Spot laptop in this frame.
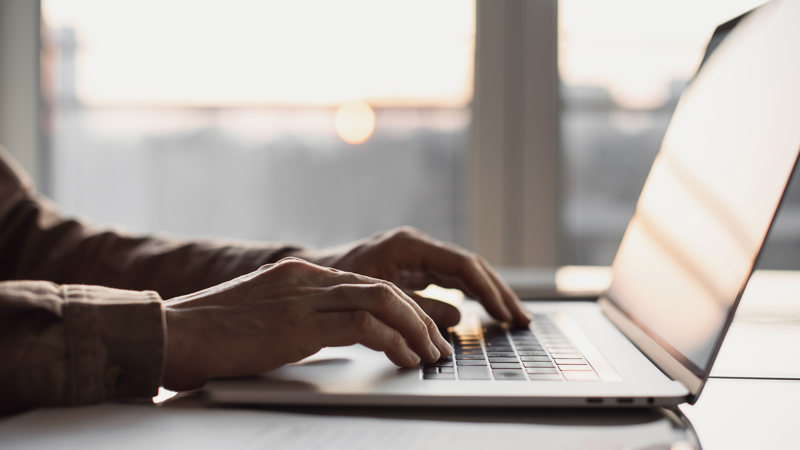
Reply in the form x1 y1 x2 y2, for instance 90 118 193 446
205 0 800 408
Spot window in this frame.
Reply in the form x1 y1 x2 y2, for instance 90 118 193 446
558 0 780 266
31 0 797 269
41 0 475 248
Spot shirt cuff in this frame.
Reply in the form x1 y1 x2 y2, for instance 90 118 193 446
63 285 164 404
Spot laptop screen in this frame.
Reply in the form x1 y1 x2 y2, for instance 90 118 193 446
604 0 800 378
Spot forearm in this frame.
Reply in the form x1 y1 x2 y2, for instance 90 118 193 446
1 146 303 297
0 280 164 413
9 209 305 299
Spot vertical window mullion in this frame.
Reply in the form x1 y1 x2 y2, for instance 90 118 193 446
470 0 559 267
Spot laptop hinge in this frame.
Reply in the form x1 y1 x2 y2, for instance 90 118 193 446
598 296 704 399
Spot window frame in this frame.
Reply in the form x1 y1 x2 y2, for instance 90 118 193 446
470 0 560 267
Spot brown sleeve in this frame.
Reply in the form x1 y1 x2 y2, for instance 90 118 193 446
0 280 164 413
0 145 303 299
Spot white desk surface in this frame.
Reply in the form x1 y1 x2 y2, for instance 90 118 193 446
0 402 697 450
2 268 798 450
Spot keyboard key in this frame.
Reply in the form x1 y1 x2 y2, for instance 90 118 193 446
492 369 526 380
519 355 551 362
455 350 484 356
423 372 456 380
439 366 455 373
512 340 541 346
517 351 548 356
457 360 488 366
490 362 522 369
525 367 559 374
523 361 556 368
511 330 536 336
509 328 534 335
458 367 491 380
487 357 518 363
510 332 535 337
456 354 485 360
433 360 454 367
455 332 479 338
514 345 545 351
484 345 514 352
554 358 586 365
486 352 517 358
550 353 583 360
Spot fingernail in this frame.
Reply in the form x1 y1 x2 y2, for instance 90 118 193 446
407 348 422 366
440 340 453 358
437 335 452 356
429 342 441 361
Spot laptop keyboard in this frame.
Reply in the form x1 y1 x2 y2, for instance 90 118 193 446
422 314 599 381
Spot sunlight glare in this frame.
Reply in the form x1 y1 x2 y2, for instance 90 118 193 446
334 100 376 145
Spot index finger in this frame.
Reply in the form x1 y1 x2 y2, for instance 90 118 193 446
402 239 530 324
477 258 531 326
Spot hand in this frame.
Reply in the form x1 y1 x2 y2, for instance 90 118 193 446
303 227 531 327
162 258 451 391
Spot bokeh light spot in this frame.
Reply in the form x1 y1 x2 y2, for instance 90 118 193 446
335 100 376 145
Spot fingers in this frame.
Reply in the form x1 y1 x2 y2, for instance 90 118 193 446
400 239 516 322
477 259 531 326
262 258 451 364
312 311 423 368
401 238 531 325
312 283 451 363
406 292 461 329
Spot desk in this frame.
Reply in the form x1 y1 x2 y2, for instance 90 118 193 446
0 402 698 449
2 269 798 449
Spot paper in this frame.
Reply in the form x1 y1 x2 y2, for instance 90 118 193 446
0 403 694 450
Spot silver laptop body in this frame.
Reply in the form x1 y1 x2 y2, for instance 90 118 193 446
205 0 800 408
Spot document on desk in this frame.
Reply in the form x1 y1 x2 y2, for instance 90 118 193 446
0 403 694 450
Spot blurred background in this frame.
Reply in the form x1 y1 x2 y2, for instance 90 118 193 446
4 0 796 269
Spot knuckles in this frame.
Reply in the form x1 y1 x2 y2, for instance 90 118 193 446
364 282 397 306
272 257 315 273
265 257 329 279
387 226 421 242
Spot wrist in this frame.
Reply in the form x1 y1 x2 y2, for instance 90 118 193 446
162 304 205 391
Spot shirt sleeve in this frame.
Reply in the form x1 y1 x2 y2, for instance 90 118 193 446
0 146 304 412
0 280 164 413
